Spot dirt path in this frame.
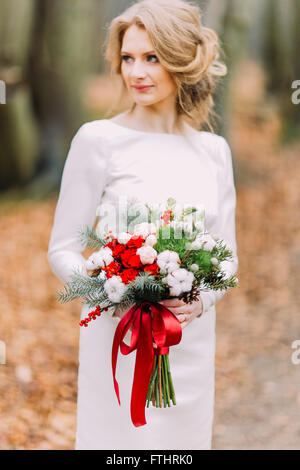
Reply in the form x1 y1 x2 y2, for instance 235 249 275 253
0 121 299 449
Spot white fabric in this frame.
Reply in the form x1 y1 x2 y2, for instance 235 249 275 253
47 119 238 450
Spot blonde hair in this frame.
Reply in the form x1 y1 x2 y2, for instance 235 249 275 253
103 0 227 132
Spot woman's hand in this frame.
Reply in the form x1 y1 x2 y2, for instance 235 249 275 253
158 297 203 329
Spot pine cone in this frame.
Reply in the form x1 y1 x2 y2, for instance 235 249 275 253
179 284 200 304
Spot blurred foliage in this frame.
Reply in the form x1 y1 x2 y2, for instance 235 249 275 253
0 0 299 196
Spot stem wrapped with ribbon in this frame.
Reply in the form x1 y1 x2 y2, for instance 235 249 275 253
111 301 182 427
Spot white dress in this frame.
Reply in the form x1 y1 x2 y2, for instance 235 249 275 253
47 118 238 450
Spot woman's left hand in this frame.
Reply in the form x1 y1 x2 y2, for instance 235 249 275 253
158 297 203 329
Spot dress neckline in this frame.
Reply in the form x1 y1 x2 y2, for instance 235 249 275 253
104 119 198 138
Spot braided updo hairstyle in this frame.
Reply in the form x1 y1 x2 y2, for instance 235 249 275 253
104 0 227 132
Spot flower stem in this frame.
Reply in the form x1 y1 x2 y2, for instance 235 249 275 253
181 249 192 264
146 355 157 407
161 358 166 408
162 355 171 407
155 371 159 407
158 355 162 407
166 354 176 405
161 355 167 407
151 381 156 406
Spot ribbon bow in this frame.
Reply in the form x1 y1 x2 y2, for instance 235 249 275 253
111 301 182 427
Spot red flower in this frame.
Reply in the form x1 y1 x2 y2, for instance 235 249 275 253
105 239 117 250
126 235 144 249
161 209 173 225
112 243 127 259
121 248 143 269
144 261 160 276
103 261 121 278
118 268 139 284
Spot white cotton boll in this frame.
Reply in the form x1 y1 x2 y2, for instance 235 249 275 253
157 250 180 273
166 274 178 287
104 275 125 303
118 232 132 244
169 285 183 297
145 234 157 247
136 246 157 264
181 281 193 293
201 234 217 252
166 262 180 273
211 257 219 266
190 263 199 272
169 251 180 263
157 250 170 263
86 251 105 270
158 265 168 274
97 247 114 267
86 259 96 271
202 240 216 251
172 268 188 282
185 270 194 284
133 222 157 238
166 268 194 295
190 238 203 250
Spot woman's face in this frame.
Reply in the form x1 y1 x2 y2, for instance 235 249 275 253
120 24 177 107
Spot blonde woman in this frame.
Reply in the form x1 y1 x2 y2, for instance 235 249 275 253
48 0 238 450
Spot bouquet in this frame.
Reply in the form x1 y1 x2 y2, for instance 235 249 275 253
57 197 238 426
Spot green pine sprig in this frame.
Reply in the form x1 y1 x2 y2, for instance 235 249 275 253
78 226 107 249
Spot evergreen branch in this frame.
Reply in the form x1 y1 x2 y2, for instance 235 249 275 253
77 226 107 249
56 269 106 304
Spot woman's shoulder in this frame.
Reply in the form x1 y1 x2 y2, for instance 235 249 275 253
196 129 228 146
194 130 231 170
73 119 113 140
196 130 229 155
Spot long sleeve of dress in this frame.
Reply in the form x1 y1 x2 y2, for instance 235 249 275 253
199 136 239 315
47 123 109 285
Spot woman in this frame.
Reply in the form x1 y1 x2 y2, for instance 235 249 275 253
48 0 238 450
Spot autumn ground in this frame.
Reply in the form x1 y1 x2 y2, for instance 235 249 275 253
0 64 299 450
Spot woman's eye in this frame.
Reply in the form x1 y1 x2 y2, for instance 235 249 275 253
147 55 159 63
121 55 159 63
121 55 132 62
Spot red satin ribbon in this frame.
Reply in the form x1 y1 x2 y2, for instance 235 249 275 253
111 301 182 427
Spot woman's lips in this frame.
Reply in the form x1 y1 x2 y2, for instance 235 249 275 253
132 85 153 92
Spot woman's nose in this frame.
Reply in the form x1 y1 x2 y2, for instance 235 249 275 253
130 60 147 79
